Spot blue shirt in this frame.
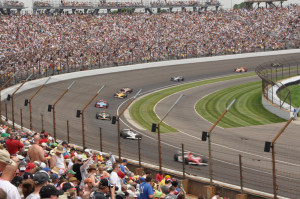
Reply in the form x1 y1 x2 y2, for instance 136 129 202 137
120 164 126 174
139 182 154 199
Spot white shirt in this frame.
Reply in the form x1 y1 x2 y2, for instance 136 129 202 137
26 193 40 199
0 179 22 199
109 171 121 190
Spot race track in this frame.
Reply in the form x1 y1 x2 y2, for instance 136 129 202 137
10 52 300 198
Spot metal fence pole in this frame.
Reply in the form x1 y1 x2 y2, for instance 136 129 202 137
239 154 244 194
67 120 70 143
182 143 185 179
99 127 103 152
5 103 8 121
41 114 44 131
20 109 23 129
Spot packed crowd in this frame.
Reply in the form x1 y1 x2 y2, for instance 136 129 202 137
0 124 215 199
3 0 24 6
0 6 299 77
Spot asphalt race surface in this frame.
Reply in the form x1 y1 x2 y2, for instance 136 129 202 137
11 53 300 198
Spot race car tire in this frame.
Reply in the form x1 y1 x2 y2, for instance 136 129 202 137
174 154 179 161
106 104 109 108
96 114 98 119
201 157 208 163
120 132 125 138
184 158 189 165
136 134 142 139
182 78 184 81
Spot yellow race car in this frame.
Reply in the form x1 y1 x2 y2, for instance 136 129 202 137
114 92 127 99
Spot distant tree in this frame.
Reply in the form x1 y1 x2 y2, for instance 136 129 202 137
233 2 252 9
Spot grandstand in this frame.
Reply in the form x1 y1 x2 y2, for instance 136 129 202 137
0 0 24 14
32 0 220 14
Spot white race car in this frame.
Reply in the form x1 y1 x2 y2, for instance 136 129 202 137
171 76 184 82
120 129 142 140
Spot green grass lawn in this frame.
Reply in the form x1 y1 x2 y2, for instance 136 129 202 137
279 84 300 108
130 73 254 133
195 81 286 128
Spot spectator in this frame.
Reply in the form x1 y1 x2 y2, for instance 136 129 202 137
49 173 59 187
49 145 66 169
39 185 60 199
139 175 155 199
5 131 24 155
109 163 122 190
0 149 14 172
90 178 112 199
27 171 49 199
0 162 21 199
155 171 163 183
0 188 7 199
61 141 69 157
21 179 35 198
164 186 177 199
120 159 130 175
72 155 83 182
28 134 46 163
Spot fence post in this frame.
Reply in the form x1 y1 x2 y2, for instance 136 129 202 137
237 154 247 199
5 103 8 121
99 127 103 152
41 113 44 131
67 120 70 143
182 143 185 179
20 109 23 129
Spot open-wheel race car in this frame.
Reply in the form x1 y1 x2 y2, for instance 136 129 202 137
96 111 111 120
120 129 142 140
95 100 109 108
171 76 184 82
120 88 133 94
234 67 247 73
174 151 208 166
114 92 127 99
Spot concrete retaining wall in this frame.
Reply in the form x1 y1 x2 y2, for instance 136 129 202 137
263 75 300 120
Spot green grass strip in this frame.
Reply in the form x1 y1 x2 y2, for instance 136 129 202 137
130 73 255 133
279 84 300 107
195 81 286 128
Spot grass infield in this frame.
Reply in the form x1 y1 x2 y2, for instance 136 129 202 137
195 81 286 128
279 84 300 108
130 73 255 133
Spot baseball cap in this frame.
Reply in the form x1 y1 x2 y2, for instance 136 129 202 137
50 173 59 181
66 170 76 175
84 178 93 183
59 168 66 175
122 159 128 163
41 142 47 147
99 178 109 187
42 167 51 173
62 141 68 146
0 149 14 165
69 177 79 183
25 162 36 172
84 149 90 153
127 190 138 198
33 171 49 185
39 185 59 198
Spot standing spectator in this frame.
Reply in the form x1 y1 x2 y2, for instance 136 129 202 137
21 179 35 198
49 145 66 169
61 141 69 157
155 171 163 183
109 163 122 190
120 159 130 175
139 175 155 199
5 131 24 155
72 155 83 182
27 171 49 199
39 132 48 145
80 156 93 187
66 169 76 180
28 134 46 163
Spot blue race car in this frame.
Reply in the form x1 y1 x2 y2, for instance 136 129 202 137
95 100 109 108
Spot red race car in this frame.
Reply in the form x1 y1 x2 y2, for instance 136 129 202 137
120 88 133 94
234 67 247 73
174 151 208 166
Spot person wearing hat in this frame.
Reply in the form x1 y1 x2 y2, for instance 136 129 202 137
0 160 21 199
69 177 80 187
50 173 59 187
82 178 94 198
0 149 14 171
39 132 49 145
50 145 66 169
72 155 84 183
139 175 155 199
87 164 99 187
28 134 46 163
66 169 76 179
61 141 70 157
120 159 130 175
27 171 50 199
90 178 111 199
109 163 122 191
97 164 109 179
25 162 36 173
5 130 24 155
39 184 60 199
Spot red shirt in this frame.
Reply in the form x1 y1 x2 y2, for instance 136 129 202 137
5 139 24 155
39 138 48 144
155 173 163 182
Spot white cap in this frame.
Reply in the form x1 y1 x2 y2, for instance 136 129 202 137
41 142 47 147
40 162 46 168
48 137 53 141
84 149 90 153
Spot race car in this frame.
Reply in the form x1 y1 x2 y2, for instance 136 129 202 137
234 67 247 73
171 76 184 82
120 88 133 94
174 151 208 166
120 129 142 140
114 92 127 99
96 111 111 120
95 100 109 108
